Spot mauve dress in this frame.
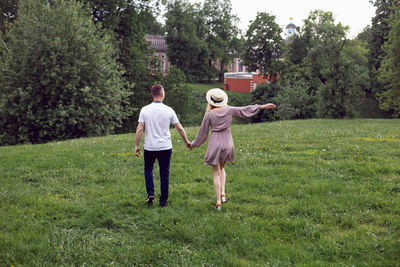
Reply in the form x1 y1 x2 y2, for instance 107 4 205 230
192 105 261 165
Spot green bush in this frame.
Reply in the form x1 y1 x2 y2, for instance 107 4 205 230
251 82 278 122
0 0 131 146
275 78 316 120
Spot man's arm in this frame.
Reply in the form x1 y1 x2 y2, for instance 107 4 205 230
135 122 144 157
174 122 191 149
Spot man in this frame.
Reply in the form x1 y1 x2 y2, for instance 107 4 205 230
135 84 191 207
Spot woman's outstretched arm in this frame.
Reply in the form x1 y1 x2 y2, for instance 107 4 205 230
231 103 276 118
260 103 276 110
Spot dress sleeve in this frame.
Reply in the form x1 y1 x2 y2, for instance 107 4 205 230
230 105 261 118
192 115 211 147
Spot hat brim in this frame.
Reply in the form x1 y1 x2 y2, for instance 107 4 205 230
206 88 228 107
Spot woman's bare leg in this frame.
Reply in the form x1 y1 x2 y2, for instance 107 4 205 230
220 162 226 201
212 164 221 204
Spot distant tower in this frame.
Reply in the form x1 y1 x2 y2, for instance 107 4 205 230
285 17 297 42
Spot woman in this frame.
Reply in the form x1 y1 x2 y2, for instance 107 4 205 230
191 88 276 210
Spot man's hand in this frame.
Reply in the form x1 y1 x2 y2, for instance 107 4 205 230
174 122 192 150
135 122 144 157
135 145 141 157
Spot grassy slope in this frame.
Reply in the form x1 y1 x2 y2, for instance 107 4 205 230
1 119 399 266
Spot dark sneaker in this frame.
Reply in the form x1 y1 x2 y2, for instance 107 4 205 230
159 201 167 207
146 195 154 204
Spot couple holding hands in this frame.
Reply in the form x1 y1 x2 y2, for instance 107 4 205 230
135 84 276 210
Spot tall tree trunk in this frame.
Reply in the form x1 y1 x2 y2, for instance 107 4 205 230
219 60 225 83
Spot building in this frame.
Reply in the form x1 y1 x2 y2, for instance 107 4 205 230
144 35 170 74
285 17 297 42
145 34 259 94
228 57 248 73
144 34 247 75
224 72 269 93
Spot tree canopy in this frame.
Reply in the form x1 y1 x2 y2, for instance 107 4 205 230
203 0 240 81
368 0 400 96
0 0 131 145
165 0 211 82
244 12 284 79
378 3 400 117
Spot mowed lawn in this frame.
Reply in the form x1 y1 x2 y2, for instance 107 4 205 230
1 119 399 266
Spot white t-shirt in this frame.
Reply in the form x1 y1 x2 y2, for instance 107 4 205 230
138 102 179 151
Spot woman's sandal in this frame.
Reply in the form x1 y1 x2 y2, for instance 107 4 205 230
221 194 227 203
215 201 222 211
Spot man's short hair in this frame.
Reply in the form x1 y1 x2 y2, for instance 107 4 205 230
151 84 164 97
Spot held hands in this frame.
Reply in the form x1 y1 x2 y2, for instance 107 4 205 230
186 142 193 150
261 103 277 110
135 143 192 156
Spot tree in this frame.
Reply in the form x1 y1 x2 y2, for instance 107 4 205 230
141 9 164 35
368 0 400 100
281 22 318 119
0 0 18 34
161 66 192 124
378 4 400 117
116 5 156 118
274 71 315 120
356 25 372 42
83 0 162 131
202 0 239 82
165 0 211 81
286 33 309 66
244 12 284 80
341 39 384 117
0 0 131 145
301 10 365 118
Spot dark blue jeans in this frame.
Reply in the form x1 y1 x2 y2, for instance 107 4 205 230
144 149 172 204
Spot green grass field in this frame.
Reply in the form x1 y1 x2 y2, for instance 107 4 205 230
1 119 399 266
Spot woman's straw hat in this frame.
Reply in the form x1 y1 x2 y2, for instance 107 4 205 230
206 88 228 107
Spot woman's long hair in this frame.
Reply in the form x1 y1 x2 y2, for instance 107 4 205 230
205 103 215 117
205 103 228 117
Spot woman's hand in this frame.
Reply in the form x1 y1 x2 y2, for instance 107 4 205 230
186 142 193 150
261 103 276 109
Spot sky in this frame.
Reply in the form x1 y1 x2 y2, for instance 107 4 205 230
229 0 376 38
